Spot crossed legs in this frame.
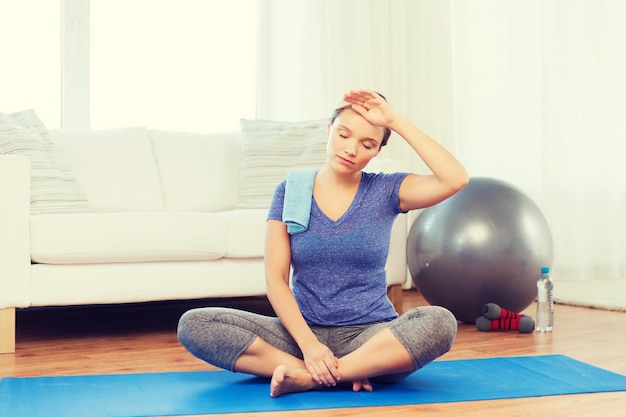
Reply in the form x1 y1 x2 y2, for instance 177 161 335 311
177 305 457 397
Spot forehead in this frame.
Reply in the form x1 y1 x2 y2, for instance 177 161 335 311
333 108 385 140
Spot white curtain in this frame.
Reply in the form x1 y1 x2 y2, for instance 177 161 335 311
257 0 626 282
256 0 413 159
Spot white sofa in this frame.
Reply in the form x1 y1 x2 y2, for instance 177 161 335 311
0 119 409 354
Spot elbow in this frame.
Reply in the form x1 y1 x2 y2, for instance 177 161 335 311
451 171 470 194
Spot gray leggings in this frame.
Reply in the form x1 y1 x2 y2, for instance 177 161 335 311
177 305 457 383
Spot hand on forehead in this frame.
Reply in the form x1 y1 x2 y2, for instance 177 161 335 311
342 90 383 108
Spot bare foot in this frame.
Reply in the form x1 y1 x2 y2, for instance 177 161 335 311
269 365 318 397
352 379 373 392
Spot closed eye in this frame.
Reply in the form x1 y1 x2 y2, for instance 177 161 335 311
362 139 379 150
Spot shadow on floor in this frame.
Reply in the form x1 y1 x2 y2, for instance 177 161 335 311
15 296 276 340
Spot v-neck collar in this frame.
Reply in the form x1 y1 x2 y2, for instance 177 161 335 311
311 177 365 225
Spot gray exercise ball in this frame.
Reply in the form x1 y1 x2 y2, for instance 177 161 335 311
407 177 553 323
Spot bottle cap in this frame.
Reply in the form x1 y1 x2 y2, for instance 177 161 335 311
541 266 550 274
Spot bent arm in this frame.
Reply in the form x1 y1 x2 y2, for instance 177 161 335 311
264 220 317 348
390 114 469 211
342 89 468 210
264 220 340 385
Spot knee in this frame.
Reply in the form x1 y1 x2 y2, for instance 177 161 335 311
398 305 458 364
176 307 224 348
430 306 458 352
177 309 201 347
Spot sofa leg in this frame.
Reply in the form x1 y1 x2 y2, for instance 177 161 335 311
387 284 403 315
0 308 16 354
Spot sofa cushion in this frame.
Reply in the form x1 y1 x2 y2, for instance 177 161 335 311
48 127 163 212
236 118 328 209
30 212 229 264
0 110 88 214
222 209 268 258
148 130 240 212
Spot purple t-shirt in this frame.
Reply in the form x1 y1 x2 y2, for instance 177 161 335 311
267 171 409 326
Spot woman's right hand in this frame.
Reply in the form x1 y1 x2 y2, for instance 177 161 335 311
301 340 341 387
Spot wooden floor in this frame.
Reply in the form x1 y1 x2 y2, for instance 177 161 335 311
1 290 625 416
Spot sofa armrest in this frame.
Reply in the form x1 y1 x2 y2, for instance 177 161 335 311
0 155 31 309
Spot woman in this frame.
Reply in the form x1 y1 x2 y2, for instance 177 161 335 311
178 89 468 397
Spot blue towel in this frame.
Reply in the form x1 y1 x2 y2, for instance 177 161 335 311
283 170 316 234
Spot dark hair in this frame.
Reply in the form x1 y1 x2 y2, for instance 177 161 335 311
329 92 391 148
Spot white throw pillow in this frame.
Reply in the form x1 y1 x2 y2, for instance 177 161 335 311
236 118 328 209
0 109 88 214
49 127 163 212
149 129 240 212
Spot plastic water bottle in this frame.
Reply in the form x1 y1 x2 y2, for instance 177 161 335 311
536 266 554 332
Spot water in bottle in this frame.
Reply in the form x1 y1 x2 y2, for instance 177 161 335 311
536 266 554 332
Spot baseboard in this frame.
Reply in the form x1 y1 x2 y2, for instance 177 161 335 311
554 279 626 311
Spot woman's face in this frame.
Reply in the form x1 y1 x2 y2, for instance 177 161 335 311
326 108 384 173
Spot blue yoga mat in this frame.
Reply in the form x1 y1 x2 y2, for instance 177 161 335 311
2 355 626 417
